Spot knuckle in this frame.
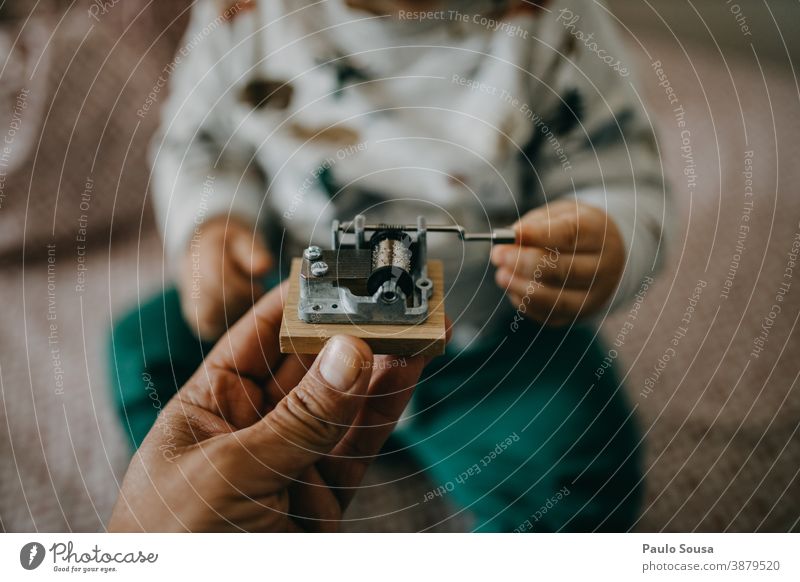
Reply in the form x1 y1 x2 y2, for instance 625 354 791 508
563 218 580 249
203 368 240 406
280 381 347 447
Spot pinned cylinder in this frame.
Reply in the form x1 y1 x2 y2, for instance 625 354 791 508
367 230 414 298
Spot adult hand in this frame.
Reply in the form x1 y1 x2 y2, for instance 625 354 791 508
110 284 431 532
491 200 625 327
179 215 273 341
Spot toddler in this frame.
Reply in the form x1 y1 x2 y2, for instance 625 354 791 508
112 0 670 532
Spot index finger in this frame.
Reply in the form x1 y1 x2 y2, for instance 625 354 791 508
203 281 289 383
514 204 607 252
318 354 427 509
318 317 452 508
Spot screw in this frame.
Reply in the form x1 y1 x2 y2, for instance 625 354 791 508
304 245 322 261
310 261 329 277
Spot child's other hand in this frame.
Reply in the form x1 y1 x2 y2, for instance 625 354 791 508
179 216 273 341
490 200 625 327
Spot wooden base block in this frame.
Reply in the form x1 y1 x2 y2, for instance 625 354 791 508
280 259 446 357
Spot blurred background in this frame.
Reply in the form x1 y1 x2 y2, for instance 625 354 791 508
0 0 798 532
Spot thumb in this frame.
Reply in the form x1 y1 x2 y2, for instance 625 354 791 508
234 336 373 484
229 226 273 276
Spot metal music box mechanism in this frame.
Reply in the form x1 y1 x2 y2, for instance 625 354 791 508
298 215 516 325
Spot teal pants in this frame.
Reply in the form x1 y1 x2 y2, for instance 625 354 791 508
109 289 642 532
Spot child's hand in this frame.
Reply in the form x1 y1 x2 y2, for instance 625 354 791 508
491 200 625 327
179 216 273 341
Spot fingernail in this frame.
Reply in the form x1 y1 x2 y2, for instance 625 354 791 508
319 336 366 391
